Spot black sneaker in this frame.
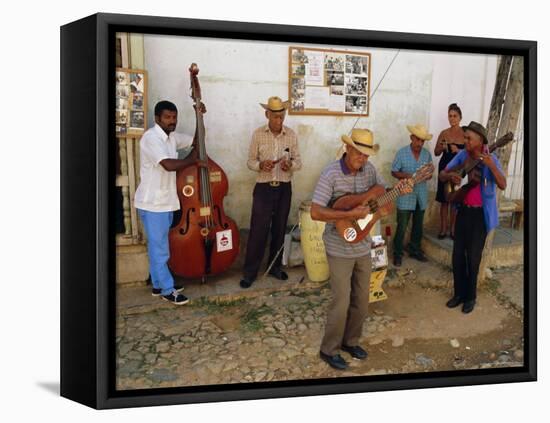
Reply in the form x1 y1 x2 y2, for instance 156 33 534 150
162 291 189 305
240 276 256 289
152 285 184 296
342 344 368 360
409 251 428 262
446 296 463 308
462 300 476 314
268 268 288 281
320 351 348 370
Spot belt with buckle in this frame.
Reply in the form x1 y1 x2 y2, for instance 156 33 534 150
269 181 281 187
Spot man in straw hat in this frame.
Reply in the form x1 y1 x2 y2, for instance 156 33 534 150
310 128 412 370
391 124 434 267
240 96 302 289
439 121 506 314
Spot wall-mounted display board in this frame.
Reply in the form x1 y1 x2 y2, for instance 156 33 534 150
288 47 371 116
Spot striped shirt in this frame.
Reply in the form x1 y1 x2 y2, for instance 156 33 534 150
247 125 302 183
312 156 387 258
391 145 433 211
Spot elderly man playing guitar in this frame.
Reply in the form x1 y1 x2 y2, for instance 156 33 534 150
439 121 507 314
310 128 418 370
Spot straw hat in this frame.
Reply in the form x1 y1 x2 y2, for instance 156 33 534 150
260 96 290 112
341 128 380 156
406 124 433 141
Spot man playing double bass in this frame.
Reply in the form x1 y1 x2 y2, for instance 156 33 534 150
310 129 412 370
439 121 507 314
134 100 205 305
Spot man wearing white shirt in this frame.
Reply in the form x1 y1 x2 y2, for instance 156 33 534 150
135 100 201 305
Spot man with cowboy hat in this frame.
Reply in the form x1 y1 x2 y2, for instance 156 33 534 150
391 124 434 267
439 121 506 313
240 96 302 289
310 128 412 370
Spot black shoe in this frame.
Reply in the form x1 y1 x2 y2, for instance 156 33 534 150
239 277 255 289
437 233 446 240
320 351 348 370
410 251 428 262
393 256 402 267
152 285 184 297
342 344 368 360
162 291 189 305
268 268 288 281
462 300 476 314
446 296 463 308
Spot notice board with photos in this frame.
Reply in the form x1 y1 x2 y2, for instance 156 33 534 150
288 46 371 116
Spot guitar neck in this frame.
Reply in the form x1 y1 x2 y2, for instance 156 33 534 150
371 174 424 208
460 139 504 176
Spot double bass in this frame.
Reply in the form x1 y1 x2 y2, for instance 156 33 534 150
168 63 240 281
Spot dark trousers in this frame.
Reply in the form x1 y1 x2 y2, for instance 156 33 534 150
243 182 292 279
452 206 487 301
393 202 425 258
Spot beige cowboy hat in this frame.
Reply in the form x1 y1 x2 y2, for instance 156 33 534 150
406 124 433 141
260 96 290 112
341 128 380 156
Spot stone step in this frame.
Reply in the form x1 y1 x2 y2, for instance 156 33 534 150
422 227 524 269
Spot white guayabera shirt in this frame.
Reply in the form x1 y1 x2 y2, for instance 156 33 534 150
134 124 193 212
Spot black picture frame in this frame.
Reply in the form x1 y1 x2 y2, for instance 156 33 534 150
60 12 537 409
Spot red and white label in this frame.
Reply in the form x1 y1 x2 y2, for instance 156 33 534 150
216 230 233 252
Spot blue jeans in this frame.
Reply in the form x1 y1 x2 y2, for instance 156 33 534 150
138 209 175 295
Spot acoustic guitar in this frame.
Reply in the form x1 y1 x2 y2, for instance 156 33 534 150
332 163 434 244
444 132 514 204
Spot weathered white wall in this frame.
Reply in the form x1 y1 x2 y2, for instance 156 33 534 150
143 34 497 228
427 51 497 187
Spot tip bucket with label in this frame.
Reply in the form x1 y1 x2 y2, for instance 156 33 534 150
299 201 330 282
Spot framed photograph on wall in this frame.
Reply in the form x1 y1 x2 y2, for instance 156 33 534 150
61 13 537 409
115 68 147 136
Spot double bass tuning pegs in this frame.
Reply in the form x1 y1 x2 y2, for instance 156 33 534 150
189 63 199 75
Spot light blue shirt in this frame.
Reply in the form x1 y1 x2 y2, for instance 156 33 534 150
445 150 503 232
391 145 433 211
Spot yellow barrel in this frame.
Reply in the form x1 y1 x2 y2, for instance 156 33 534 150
299 201 330 282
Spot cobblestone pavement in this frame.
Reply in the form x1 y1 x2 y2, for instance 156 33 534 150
116 261 524 390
